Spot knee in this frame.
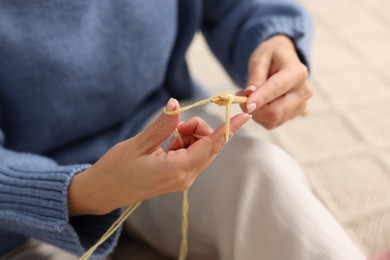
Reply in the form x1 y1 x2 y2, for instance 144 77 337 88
221 135 308 187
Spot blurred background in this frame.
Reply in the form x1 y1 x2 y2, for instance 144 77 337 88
186 0 390 258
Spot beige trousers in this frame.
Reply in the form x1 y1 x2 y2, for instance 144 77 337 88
126 136 365 260
0 240 78 260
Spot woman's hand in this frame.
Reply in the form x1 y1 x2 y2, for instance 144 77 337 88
239 35 313 129
68 98 251 216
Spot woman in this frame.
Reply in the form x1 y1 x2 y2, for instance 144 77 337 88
0 0 364 259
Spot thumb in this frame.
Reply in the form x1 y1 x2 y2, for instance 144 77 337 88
137 98 181 153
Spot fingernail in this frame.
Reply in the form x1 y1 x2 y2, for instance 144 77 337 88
247 103 257 113
245 85 257 95
166 98 176 112
244 114 252 124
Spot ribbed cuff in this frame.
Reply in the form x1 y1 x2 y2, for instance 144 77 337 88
258 15 312 68
0 159 122 258
233 14 312 86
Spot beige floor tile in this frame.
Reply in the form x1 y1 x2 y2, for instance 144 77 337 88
346 209 390 257
350 0 390 19
379 148 390 170
312 42 364 73
273 112 365 162
348 101 390 148
304 155 390 217
315 69 390 106
299 0 352 18
351 38 390 71
305 80 331 112
323 7 389 40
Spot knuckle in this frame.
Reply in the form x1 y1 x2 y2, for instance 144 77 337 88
256 93 267 107
154 117 166 131
266 107 282 124
297 64 309 80
170 169 186 184
228 126 239 139
211 138 225 155
170 169 194 191
306 84 314 99
191 116 204 126
109 140 130 156
271 80 286 98
163 155 197 192
111 140 125 151
263 122 276 130
180 178 194 191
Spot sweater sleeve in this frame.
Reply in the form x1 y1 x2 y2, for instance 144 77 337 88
202 0 313 87
0 130 122 259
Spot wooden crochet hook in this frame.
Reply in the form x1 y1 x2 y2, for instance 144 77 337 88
211 94 248 104
213 94 308 116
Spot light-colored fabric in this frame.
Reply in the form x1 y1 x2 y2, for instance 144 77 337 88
125 108 366 260
0 240 79 260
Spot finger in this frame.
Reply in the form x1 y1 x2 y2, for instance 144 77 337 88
245 48 272 95
137 98 180 153
236 90 248 113
182 113 251 172
177 116 214 136
246 68 303 113
160 113 251 191
261 101 308 129
168 116 214 150
252 84 311 129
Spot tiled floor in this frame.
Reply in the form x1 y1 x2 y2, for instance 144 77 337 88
186 0 390 257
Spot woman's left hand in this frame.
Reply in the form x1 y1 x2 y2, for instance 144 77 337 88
239 35 313 129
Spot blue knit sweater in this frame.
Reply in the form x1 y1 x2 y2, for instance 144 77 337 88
0 0 311 258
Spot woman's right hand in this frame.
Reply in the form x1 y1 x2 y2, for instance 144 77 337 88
68 98 251 216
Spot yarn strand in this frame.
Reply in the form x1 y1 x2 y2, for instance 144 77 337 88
79 202 141 260
179 190 189 260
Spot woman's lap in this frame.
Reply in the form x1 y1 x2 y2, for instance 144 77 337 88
126 108 365 260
